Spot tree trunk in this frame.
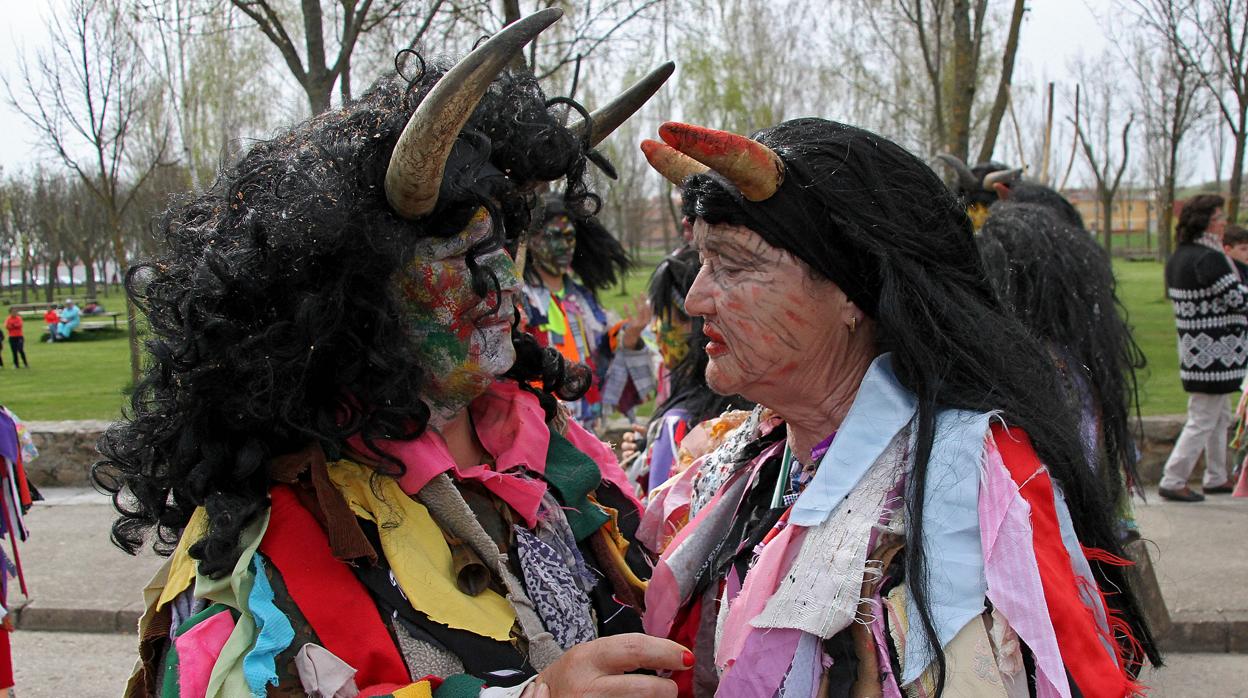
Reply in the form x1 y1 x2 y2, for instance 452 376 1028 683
1101 192 1114 256
85 257 97 299
45 261 55 303
1229 106 1247 223
20 258 28 304
69 260 77 295
975 0 1025 164
949 0 977 159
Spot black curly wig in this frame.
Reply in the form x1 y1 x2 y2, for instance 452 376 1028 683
93 57 596 579
679 118 1159 693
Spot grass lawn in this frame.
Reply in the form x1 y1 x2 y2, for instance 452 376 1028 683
0 254 1197 422
1114 258 1189 416
0 327 133 422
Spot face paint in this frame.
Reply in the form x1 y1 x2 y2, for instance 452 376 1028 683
656 316 691 368
684 220 851 404
530 214 576 277
398 207 522 424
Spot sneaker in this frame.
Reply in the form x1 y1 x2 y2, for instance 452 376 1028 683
1158 486 1205 502
1203 483 1234 495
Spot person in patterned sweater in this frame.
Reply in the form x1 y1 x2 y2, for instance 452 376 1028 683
1161 194 1244 502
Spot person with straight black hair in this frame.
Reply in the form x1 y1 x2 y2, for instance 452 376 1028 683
638 118 1159 696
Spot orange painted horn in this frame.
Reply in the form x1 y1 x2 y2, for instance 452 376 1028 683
641 139 709 186
657 122 784 201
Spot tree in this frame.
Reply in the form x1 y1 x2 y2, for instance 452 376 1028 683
230 0 424 114
1190 0 1248 222
138 0 281 190
1073 54 1136 255
1123 0 1206 261
5 0 171 382
843 0 1029 162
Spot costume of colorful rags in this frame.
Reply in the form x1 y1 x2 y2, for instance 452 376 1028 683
0 407 36 691
521 277 653 429
642 354 1146 697
129 382 651 697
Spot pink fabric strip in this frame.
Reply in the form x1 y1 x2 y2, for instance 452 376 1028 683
715 626 803 696
175 611 237 698
636 458 698 551
346 382 556 527
716 522 803 667
562 417 642 512
979 437 1070 698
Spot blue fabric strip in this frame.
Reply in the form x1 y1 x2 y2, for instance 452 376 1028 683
242 553 296 697
901 409 992 684
790 354 917 527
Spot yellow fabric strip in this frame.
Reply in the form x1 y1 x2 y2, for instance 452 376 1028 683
391 684 435 698
327 459 516 641
157 507 209 610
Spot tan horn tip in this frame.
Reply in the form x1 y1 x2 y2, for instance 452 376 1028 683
641 139 709 187
657 122 784 202
570 61 676 147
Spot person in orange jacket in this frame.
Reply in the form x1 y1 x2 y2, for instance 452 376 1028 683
4 310 26 367
42 307 59 343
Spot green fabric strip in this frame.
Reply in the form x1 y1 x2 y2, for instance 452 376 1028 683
174 603 233 637
434 673 487 698
543 431 608 540
160 638 181 698
198 507 271 698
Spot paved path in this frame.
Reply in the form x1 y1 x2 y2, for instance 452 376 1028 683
3 486 1244 694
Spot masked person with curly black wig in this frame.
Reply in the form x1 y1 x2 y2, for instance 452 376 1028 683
520 192 654 432
93 12 689 697
637 119 1160 696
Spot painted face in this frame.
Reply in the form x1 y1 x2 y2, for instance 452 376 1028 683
684 220 853 404
530 214 577 276
655 315 692 368
397 207 522 422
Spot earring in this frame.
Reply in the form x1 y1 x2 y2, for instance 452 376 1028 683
848 316 858 334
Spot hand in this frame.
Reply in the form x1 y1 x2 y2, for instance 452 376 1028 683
621 296 652 351
619 425 645 457
531 633 690 696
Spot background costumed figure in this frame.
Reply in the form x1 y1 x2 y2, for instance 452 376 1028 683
519 191 654 431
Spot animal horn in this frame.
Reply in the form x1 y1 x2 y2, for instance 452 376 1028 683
656 122 784 202
569 62 676 147
385 8 563 219
982 168 1023 188
933 153 979 192
641 139 709 186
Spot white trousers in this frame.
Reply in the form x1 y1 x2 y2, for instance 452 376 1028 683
1160 392 1233 489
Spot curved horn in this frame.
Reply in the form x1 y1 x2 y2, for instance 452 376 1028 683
641 139 709 186
385 8 563 219
982 168 1023 188
569 62 675 147
657 122 784 202
933 153 979 192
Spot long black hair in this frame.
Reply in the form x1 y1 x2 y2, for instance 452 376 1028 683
679 118 1158 692
521 190 631 293
979 202 1146 503
93 58 594 579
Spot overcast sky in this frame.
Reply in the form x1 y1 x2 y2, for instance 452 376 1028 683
0 0 1219 186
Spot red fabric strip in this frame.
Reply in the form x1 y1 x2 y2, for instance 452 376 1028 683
261 485 409 688
992 424 1136 698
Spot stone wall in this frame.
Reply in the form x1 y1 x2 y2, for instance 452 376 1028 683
18 414 1222 489
25 420 110 488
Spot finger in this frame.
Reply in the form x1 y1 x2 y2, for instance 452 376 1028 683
588 674 679 697
535 683 550 698
591 633 691 675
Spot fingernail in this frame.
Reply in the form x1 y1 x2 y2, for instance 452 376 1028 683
682 649 695 667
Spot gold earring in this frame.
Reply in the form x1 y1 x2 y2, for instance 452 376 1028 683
849 316 858 334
